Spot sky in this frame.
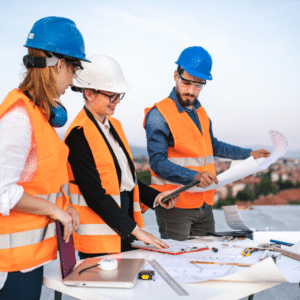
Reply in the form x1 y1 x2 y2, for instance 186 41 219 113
1 0 300 153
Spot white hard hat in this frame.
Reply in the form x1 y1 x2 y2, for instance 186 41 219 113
73 54 131 93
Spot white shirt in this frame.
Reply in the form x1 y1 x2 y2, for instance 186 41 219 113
96 118 136 192
0 105 35 216
0 104 49 289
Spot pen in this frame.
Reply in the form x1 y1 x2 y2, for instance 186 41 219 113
190 261 253 267
270 239 294 247
260 250 269 261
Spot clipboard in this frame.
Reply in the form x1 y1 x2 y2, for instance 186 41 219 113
161 180 200 203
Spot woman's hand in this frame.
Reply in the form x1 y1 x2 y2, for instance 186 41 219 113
155 189 179 209
49 206 74 243
14 192 74 243
66 205 80 233
132 227 169 249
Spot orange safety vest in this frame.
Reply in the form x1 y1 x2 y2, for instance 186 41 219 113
0 89 69 272
65 108 144 254
144 97 215 209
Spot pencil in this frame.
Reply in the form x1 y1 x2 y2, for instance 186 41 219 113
260 250 269 261
190 261 253 267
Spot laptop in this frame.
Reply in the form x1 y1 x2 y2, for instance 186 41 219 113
56 221 145 288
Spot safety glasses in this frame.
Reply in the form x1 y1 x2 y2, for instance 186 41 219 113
94 90 125 103
178 73 206 90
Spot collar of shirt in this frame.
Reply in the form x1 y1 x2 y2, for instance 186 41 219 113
169 87 201 113
96 116 110 132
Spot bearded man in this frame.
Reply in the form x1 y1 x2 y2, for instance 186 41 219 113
144 46 270 241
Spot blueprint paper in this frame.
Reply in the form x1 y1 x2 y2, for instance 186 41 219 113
143 239 300 284
188 131 288 193
222 205 252 231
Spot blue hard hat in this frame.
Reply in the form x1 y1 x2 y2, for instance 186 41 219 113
24 16 90 62
175 46 213 80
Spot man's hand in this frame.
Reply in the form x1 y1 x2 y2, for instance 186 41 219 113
194 171 218 188
250 149 271 159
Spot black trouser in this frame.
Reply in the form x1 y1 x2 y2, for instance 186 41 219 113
155 203 215 241
0 266 43 300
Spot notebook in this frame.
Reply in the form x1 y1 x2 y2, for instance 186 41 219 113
56 221 145 288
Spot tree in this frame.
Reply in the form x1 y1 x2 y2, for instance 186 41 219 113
236 187 256 202
213 195 236 209
295 182 300 189
258 177 278 196
277 177 294 191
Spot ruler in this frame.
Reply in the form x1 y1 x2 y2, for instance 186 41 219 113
148 259 189 296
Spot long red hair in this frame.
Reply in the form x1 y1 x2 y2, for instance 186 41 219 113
19 48 58 119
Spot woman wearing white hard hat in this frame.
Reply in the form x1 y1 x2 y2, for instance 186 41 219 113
0 16 89 299
65 54 179 259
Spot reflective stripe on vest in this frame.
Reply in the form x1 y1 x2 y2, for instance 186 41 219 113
151 176 176 186
37 183 70 203
133 201 142 212
0 222 56 250
70 193 121 206
168 155 214 167
76 224 118 236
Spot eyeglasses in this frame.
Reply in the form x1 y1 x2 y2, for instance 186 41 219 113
178 73 206 90
94 90 125 103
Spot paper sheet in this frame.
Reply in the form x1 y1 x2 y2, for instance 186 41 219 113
143 238 300 285
143 239 259 283
222 205 253 231
188 131 288 193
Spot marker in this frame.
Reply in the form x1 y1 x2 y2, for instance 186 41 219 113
260 250 269 261
270 239 294 247
205 244 218 253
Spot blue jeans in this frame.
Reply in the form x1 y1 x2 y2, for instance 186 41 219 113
0 266 43 300
155 204 215 241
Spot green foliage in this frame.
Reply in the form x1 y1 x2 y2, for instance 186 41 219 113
136 171 151 185
258 176 278 196
277 178 295 191
288 201 300 205
213 195 236 209
236 187 256 202
295 182 300 189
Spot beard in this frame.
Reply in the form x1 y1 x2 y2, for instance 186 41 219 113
175 89 197 107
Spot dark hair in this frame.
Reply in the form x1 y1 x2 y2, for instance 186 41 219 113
177 66 185 75
71 87 90 101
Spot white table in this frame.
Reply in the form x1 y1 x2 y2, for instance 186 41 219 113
43 247 282 300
